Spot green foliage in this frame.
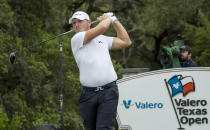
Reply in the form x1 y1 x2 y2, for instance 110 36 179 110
112 60 123 79
0 106 9 130
7 112 26 130
0 105 26 130
63 110 83 130
183 10 210 66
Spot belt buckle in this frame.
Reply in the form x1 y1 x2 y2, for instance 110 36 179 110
94 86 104 92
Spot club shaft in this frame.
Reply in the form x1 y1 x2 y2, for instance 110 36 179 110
13 20 99 54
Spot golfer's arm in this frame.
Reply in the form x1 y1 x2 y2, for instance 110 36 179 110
84 18 111 44
111 20 132 50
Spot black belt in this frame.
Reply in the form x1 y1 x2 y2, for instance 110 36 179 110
82 81 116 92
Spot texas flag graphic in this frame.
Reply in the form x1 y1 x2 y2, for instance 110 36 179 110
168 75 195 97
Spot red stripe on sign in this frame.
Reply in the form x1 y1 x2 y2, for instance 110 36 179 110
183 82 195 96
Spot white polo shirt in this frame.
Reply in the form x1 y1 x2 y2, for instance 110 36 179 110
71 31 117 87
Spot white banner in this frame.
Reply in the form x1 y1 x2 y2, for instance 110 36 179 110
116 67 210 130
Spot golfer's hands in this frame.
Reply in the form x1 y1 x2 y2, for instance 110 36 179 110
103 12 117 24
103 12 113 17
97 15 111 22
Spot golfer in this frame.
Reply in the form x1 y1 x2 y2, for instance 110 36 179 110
69 11 132 130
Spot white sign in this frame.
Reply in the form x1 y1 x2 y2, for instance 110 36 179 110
116 67 210 130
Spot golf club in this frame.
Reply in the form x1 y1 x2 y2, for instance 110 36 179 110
9 20 99 64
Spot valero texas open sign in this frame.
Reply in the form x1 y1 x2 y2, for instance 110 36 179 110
116 67 210 130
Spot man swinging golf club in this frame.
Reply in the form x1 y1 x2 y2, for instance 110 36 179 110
70 11 132 130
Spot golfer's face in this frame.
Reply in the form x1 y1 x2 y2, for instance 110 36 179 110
72 19 90 33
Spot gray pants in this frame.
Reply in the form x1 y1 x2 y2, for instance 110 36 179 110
79 83 119 130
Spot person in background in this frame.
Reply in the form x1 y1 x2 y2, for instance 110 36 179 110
179 45 197 67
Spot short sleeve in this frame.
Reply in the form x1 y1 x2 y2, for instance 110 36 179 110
71 31 86 54
103 35 113 50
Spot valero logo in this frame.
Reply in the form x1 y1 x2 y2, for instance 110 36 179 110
121 100 163 110
165 74 208 129
123 100 132 109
